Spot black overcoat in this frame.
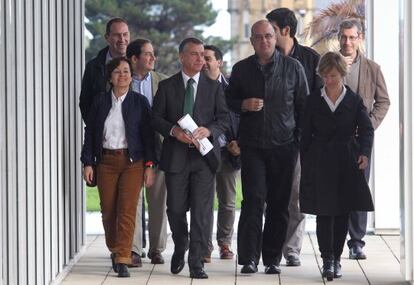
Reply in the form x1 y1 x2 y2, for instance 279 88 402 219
300 86 375 215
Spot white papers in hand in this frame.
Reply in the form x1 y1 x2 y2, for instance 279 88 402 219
177 114 213 156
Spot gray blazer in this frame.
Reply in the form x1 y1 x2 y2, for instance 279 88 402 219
152 72 229 173
357 55 390 130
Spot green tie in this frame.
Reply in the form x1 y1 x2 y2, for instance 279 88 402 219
183 78 195 116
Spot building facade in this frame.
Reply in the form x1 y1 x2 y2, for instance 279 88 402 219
0 0 85 284
228 0 315 65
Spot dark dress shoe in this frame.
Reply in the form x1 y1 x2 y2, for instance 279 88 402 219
129 251 142 267
264 264 281 274
190 268 208 279
349 246 367 260
219 245 234 259
240 261 258 274
110 253 118 273
149 251 165 264
322 258 334 281
286 255 301 266
117 263 130 278
170 252 185 274
334 259 342 278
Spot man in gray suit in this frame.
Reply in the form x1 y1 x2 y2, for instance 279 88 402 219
338 18 390 260
127 38 168 265
152 37 229 279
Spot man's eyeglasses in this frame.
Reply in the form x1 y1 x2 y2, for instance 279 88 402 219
340 35 360 42
251 33 274 41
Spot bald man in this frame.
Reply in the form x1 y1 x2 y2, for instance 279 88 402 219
226 20 308 275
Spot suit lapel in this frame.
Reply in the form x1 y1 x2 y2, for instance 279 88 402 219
172 73 185 117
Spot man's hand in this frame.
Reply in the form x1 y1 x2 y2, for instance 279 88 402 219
172 126 193 144
342 55 353 70
242 98 264 112
358 155 369 170
144 167 155 188
192 127 211 140
83 166 94 184
227 140 240 156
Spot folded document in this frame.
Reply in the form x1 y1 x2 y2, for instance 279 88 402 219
177 114 213 156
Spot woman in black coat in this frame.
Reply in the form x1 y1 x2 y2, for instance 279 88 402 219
300 52 374 281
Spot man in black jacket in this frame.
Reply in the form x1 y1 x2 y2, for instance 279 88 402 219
226 20 308 275
79 17 130 122
266 7 322 267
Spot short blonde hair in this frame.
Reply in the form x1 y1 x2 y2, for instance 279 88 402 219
317 52 348 77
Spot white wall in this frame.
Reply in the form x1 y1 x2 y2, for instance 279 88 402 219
369 0 400 231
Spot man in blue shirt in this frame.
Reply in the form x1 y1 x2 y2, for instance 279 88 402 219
127 38 169 265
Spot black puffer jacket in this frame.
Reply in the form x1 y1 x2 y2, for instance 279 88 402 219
226 51 309 148
79 47 109 122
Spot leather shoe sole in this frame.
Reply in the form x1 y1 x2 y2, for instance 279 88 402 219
170 253 185 274
265 264 281 274
240 262 258 274
190 268 208 279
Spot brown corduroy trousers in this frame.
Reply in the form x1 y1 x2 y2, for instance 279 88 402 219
97 153 144 264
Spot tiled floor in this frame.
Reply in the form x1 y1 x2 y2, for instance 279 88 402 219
62 233 408 284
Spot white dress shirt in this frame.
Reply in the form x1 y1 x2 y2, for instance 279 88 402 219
321 85 347 112
102 91 128 149
182 71 200 100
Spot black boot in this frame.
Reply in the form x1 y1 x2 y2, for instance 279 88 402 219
334 259 342 278
322 258 334 281
117 263 130 278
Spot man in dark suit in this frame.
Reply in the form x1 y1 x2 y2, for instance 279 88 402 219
152 37 229 279
203 45 240 262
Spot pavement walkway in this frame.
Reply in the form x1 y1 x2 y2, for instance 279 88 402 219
61 213 408 284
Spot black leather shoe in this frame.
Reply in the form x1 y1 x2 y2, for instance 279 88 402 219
170 252 185 274
265 264 281 274
322 259 334 281
334 259 342 278
117 263 130 278
349 246 367 260
190 268 208 279
240 261 258 274
148 251 165 264
286 255 301 266
110 253 118 273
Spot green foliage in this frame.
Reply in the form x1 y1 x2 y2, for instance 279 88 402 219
85 0 232 75
86 186 101 212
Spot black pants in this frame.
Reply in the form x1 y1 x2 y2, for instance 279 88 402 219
165 149 215 270
348 154 371 249
317 214 349 260
237 144 298 266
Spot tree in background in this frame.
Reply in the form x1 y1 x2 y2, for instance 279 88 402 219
86 0 233 75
